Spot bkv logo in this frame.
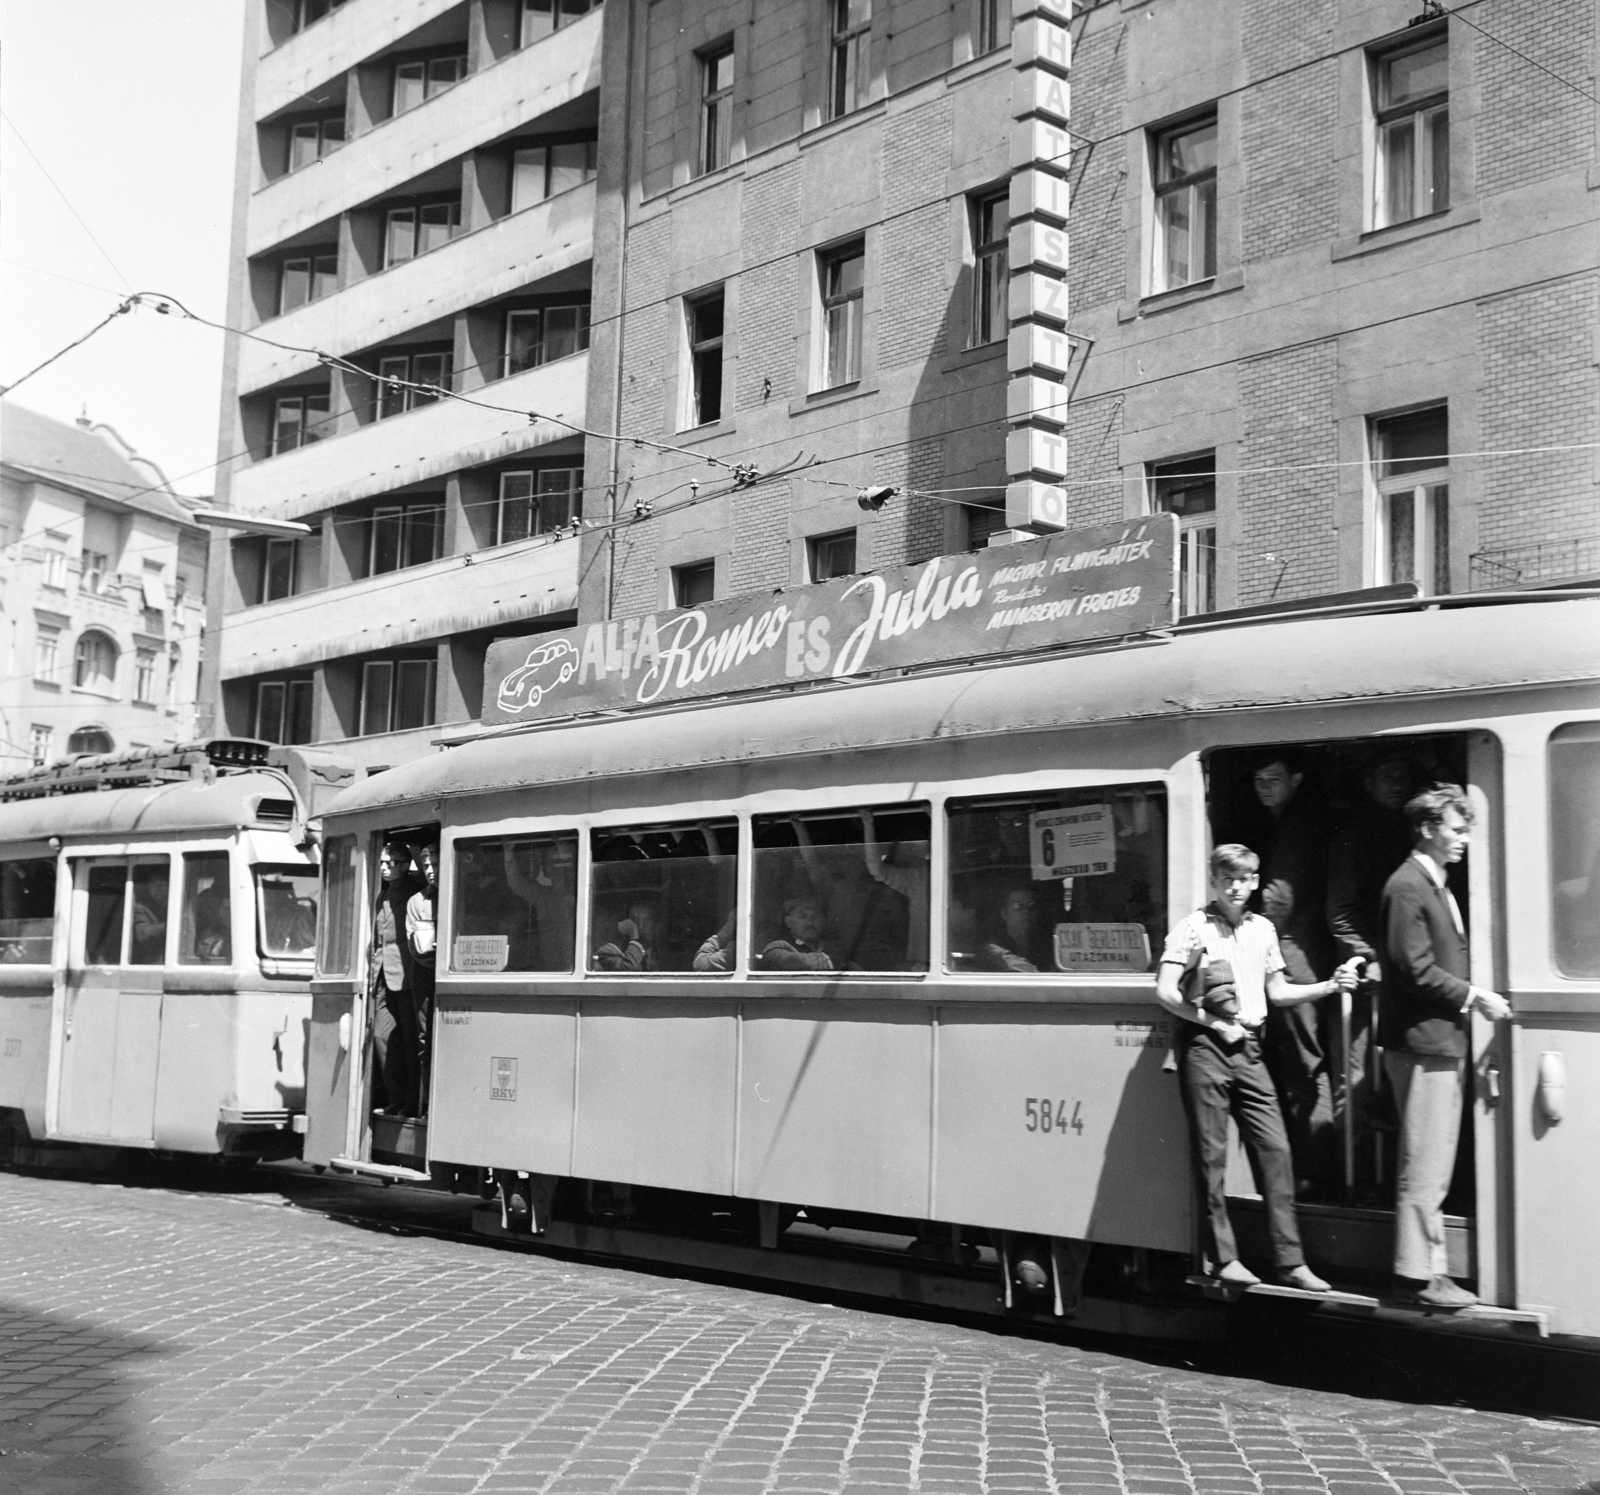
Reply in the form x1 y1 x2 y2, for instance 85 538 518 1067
497 638 579 715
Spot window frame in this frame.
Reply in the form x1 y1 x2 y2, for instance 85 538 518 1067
503 304 592 378
72 630 119 695
254 677 314 745
367 501 444 576
496 467 585 544
1369 406 1450 596
673 559 717 608
77 854 173 968
360 656 437 737
34 625 60 683
1146 452 1218 618
288 114 345 174
699 42 735 176
807 528 858 583
279 251 338 315
262 536 298 603
269 390 330 455
684 288 725 429
970 191 1009 348
1149 112 1218 295
1369 29 1449 230
976 0 1012 56
818 240 865 390
828 0 873 121
520 0 595 48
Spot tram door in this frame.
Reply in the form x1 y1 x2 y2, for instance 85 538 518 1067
1203 735 1490 1283
54 855 169 1144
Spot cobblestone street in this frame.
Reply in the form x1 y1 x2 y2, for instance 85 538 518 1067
1 1169 1596 1495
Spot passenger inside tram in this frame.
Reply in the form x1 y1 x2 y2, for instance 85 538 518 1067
757 893 838 971
179 852 232 965
975 885 1044 972
257 869 319 957
371 839 421 1117
128 863 170 965
588 821 736 973
593 896 661 971
0 857 55 962
451 832 578 971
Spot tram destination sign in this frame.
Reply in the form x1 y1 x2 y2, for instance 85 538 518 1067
483 513 1176 725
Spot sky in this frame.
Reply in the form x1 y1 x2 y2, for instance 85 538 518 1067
1 1 247 497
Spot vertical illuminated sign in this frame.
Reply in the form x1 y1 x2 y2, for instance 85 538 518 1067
1004 0 1074 533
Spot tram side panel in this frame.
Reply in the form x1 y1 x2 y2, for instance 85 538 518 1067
0 975 53 1139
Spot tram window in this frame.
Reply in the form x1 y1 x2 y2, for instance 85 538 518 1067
84 864 128 965
946 785 1167 974
750 805 931 974
129 862 170 965
179 852 232 965
318 834 359 976
0 857 56 963
1550 722 1600 978
452 831 578 973
588 821 737 974
256 866 319 959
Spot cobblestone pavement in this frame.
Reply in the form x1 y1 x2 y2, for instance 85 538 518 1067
1 1170 1597 1495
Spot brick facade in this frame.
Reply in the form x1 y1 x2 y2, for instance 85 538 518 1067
1475 0 1594 198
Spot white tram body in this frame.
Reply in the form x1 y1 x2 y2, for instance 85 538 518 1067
0 742 348 1161
308 597 1600 1336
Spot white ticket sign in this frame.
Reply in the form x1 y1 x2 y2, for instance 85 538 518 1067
1053 922 1152 973
1029 804 1116 880
453 934 509 973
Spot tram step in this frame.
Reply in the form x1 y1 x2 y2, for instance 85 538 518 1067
1184 1275 1549 1338
1225 1195 1472 1280
328 1156 433 1184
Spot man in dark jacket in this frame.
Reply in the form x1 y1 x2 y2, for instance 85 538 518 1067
1380 784 1510 1309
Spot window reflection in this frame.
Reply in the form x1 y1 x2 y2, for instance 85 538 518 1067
588 821 737 974
0 858 56 963
946 786 1167 973
453 832 578 973
751 806 930 973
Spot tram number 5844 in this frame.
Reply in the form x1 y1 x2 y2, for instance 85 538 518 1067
1024 1097 1083 1135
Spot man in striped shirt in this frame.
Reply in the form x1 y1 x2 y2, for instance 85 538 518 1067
1157 844 1360 1290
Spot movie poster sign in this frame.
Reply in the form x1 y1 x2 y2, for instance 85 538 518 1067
482 514 1176 726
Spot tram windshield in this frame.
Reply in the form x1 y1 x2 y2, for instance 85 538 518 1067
0 857 55 963
318 835 359 976
256 865 319 959
1550 722 1600 977
452 831 578 973
946 785 1167 974
589 821 736 974
751 805 931 973
82 858 171 966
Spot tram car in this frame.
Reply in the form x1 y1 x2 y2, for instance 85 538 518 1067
0 739 350 1165
304 588 1599 1340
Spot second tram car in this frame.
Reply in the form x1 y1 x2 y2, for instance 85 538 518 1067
0 740 350 1164
305 593 1600 1339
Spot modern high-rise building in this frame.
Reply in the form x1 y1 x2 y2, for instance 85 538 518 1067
0 400 209 770
205 0 603 771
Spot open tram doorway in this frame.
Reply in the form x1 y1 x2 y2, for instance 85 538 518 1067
358 822 440 1173
1202 732 1488 1290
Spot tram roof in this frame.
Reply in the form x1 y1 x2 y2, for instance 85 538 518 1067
326 595 1600 819
0 770 297 847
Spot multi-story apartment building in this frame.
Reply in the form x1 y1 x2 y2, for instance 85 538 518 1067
205 0 604 770
0 400 209 770
577 0 1597 625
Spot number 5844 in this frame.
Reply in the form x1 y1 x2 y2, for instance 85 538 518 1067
1024 1097 1083 1134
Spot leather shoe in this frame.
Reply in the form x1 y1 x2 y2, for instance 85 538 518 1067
1396 1275 1478 1310
1274 1265 1331 1292
1214 1259 1260 1286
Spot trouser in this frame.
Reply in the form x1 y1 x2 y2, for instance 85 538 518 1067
1179 1025 1304 1271
372 981 417 1116
1385 1049 1465 1281
412 963 435 1116
1265 1000 1338 1189
1331 982 1380 1192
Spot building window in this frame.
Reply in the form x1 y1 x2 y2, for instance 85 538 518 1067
384 200 460 267
971 191 1008 347
673 560 716 608
1150 114 1217 294
66 726 114 756
497 468 584 543
29 725 51 766
80 549 109 595
41 546 67 590
808 529 857 582
1148 453 1217 617
360 658 436 736
255 679 314 746
393 54 466 116
976 0 1012 55
134 650 157 705
270 391 330 455
34 627 60 683
819 241 864 389
684 290 725 428
521 0 595 46
376 351 453 418
73 631 119 694
167 645 183 709
290 0 348 33
829 0 872 120
1372 406 1449 595
504 306 591 376
288 115 345 173
262 538 297 602
510 141 597 212
368 503 444 576
279 252 337 315
700 44 735 176
1371 33 1448 228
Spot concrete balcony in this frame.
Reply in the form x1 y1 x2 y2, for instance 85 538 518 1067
219 529 580 679
230 352 589 521
248 11 602 257
257 0 463 120
239 183 594 394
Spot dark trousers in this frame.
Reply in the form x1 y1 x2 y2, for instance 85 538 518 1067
1179 1025 1304 1271
412 964 435 1116
1265 1000 1338 1189
372 981 417 1116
